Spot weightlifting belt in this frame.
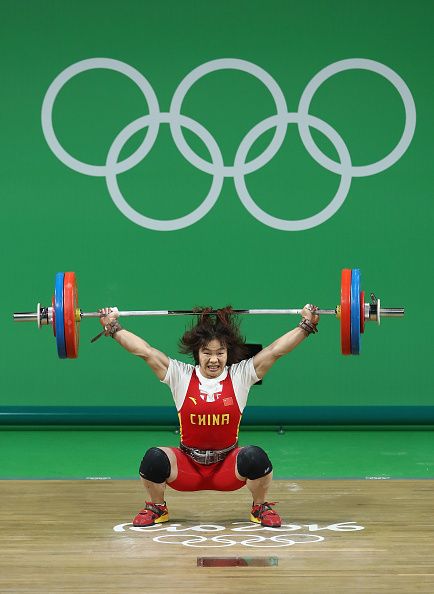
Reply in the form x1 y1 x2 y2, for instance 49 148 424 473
180 442 238 465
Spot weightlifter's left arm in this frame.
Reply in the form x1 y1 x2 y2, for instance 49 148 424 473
98 307 169 380
252 304 319 380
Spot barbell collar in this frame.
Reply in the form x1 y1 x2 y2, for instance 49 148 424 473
376 307 404 317
13 307 53 325
13 312 40 322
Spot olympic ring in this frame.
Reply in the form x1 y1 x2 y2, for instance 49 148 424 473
297 58 417 178
169 58 288 177
106 113 224 231
234 112 352 231
41 58 160 177
152 532 324 548
41 57 416 231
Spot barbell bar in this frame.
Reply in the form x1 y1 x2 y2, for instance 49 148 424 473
13 269 404 359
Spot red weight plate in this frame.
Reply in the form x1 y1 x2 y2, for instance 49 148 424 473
52 294 56 337
360 290 365 334
340 269 352 355
63 272 80 358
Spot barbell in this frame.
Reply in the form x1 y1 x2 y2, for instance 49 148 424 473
13 269 404 359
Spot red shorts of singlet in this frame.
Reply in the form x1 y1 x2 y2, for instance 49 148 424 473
167 447 246 492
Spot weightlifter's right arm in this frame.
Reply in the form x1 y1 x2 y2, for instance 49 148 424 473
98 307 169 380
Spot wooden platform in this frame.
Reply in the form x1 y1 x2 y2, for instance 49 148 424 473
1 480 433 593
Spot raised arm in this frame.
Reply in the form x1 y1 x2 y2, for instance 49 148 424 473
253 305 319 379
99 307 169 380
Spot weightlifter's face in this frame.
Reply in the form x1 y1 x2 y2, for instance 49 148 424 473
198 339 228 378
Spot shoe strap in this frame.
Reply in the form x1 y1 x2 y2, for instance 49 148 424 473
144 502 166 515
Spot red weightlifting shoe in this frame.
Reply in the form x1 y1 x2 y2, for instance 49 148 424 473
250 501 281 527
132 502 169 527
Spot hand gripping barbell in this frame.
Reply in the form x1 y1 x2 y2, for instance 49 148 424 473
13 269 404 359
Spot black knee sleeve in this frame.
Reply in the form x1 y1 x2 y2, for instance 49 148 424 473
139 447 171 483
236 445 273 480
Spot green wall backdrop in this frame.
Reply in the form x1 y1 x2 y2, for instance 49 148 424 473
1 1 433 421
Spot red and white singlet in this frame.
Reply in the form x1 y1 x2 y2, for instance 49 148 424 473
162 358 259 450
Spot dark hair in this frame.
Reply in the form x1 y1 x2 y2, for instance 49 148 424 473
179 306 248 365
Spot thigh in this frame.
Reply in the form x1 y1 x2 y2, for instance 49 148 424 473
207 448 246 492
166 447 206 492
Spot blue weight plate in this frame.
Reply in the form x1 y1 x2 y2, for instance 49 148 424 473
350 268 361 355
54 272 67 359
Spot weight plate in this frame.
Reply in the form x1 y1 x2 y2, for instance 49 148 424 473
350 268 361 354
64 272 80 359
340 269 352 355
360 290 365 334
54 272 67 359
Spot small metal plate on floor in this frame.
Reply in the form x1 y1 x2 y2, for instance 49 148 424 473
197 557 278 567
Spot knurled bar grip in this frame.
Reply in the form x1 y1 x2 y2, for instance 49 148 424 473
81 308 336 317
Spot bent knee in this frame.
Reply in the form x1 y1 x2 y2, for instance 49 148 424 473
236 445 273 480
139 447 172 483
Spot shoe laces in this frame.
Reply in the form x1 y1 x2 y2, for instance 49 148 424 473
253 501 278 515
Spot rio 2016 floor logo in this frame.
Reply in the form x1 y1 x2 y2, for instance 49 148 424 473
42 58 416 232
113 520 364 548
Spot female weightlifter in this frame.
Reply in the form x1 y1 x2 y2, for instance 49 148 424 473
98 305 319 527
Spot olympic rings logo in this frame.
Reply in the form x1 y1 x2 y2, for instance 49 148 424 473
151 533 324 548
113 520 364 548
42 58 416 231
